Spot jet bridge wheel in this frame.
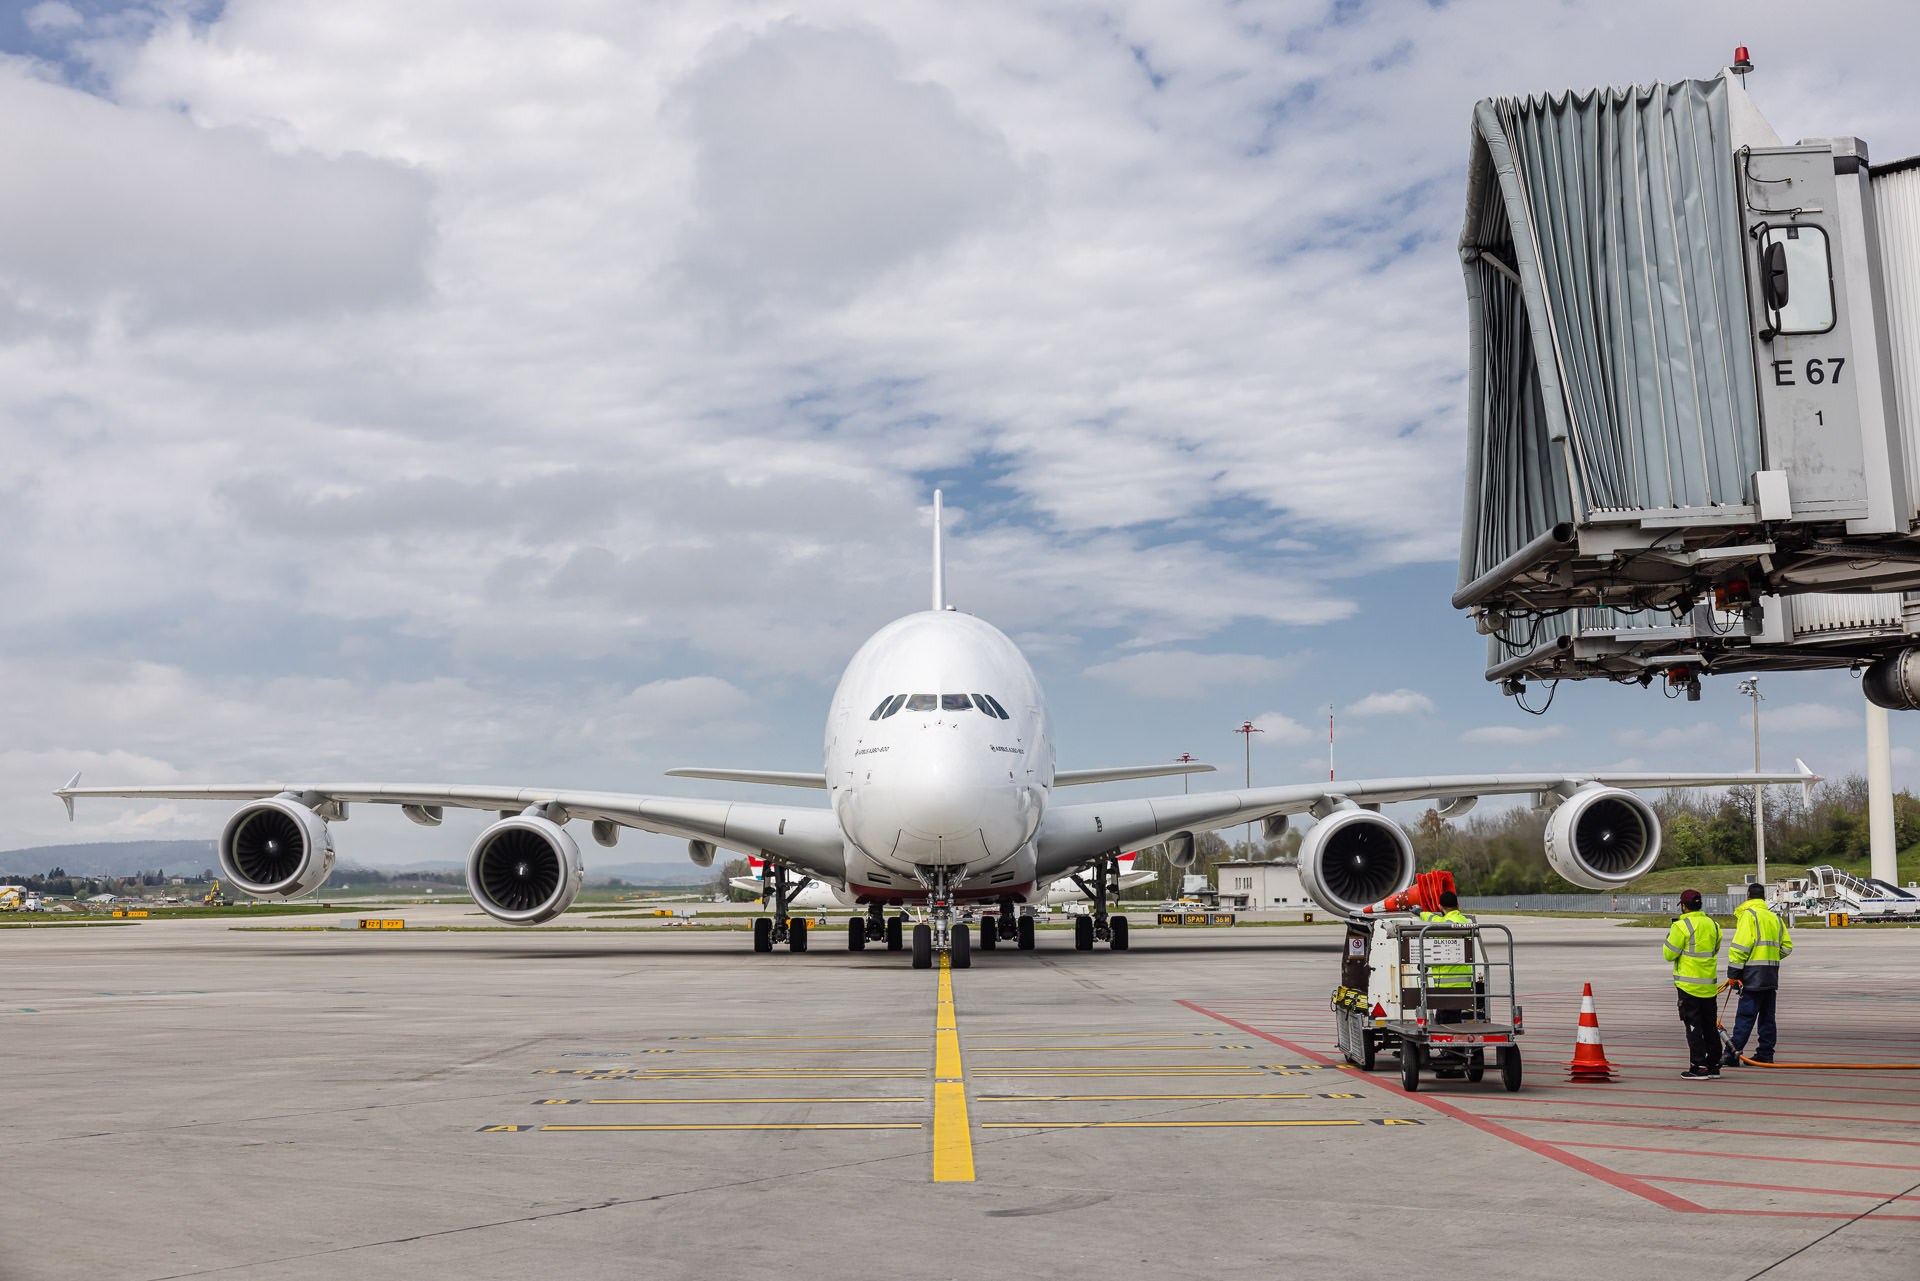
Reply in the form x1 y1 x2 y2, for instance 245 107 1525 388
1074 915 1094 951
752 917 773 953
1016 915 1035 950
911 923 932 969
846 918 866 951
977 916 997 950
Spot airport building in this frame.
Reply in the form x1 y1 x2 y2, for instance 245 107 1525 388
1211 861 1305 910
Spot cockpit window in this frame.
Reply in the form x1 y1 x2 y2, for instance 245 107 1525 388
978 694 1012 720
904 694 939 712
941 694 972 712
869 696 895 720
881 694 907 718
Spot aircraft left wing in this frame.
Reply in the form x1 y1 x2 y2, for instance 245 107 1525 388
54 779 845 879
1034 765 1817 877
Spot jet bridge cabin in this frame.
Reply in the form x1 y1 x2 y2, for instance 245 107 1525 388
1453 59 1920 703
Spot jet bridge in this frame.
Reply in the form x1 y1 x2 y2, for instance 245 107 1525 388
1454 60 1920 706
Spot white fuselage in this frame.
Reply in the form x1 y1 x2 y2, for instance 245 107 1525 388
825 611 1054 904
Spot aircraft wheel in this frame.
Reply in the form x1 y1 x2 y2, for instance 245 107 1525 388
1401 1047 1420 1093
752 917 773 953
847 918 865 952
1502 1047 1523 1093
1109 916 1129 951
887 915 904 951
1016 915 1035 950
911 923 932 969
952 924 971 968
977 916 997 950
1074 915 1094 951
789 918 808 952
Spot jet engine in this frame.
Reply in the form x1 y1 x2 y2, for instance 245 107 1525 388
1864 648 1920 711
218 797 336 898
1296 809 1415 916
465 814 584 924
1544 786 1661 888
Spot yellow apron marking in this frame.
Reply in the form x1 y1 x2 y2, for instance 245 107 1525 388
551 1097 926 1105
977 1092 1314 1102
537 1123 922 1132
981 1119 1388 1130
932 954 975 1183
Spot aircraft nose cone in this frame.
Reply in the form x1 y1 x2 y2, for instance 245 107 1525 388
898 779 988 839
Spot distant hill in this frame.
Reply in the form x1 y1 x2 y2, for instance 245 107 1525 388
0 840 712 885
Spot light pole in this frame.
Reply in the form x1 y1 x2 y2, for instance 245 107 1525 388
1235 721 1263 854
1737 676 1766 884
1173 753 1197 795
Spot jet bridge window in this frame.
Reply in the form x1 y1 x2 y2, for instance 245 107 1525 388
904 694 939 712
941 694 973 712
1757 224 1835 336
973 694 1010 719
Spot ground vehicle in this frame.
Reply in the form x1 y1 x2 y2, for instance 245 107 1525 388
1333 914 1523 1092
204 881 233 907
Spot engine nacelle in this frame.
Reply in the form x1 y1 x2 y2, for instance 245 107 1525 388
1865 648 1920 711
1297 809 1415 916
218 797 336 899
1544 786 1661 888
466 815 584 924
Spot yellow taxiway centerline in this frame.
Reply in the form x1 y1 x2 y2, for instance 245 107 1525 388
539 1123 923 1132
932 953 975 1183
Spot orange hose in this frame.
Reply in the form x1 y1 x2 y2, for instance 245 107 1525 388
1715 981 1920 1070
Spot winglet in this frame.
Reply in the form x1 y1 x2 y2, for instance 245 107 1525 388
931 489 946 612
1796 758 1816 806
58 772 80 820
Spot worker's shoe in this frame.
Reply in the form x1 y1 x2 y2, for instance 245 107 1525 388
1721 1051 1741 1067
1679 1068 1721 1080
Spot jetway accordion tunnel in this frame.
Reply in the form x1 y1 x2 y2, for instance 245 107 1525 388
1452 58 1920 706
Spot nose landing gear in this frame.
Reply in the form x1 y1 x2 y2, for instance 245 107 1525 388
910 864 970 969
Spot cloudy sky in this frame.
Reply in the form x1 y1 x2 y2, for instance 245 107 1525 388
4 0 1917 867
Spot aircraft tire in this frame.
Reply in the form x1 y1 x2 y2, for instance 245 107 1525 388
887 915 904 951
977 917 997 950
952 923 971 968
1109 915 1129 951
1016 915 1035 950
752 917 773 953
790 918 808 952
847 918 865 951
1074 915 1094 951
911 923 932 969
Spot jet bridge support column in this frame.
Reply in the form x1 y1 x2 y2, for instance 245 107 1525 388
1868 694 1899 886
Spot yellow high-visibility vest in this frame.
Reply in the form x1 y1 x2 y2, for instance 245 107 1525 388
1418 909 1475 988
1662 910 1721 997
1729 900 1792 970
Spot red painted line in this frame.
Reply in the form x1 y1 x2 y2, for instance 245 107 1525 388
1478 1114 1920 1148
1182 998 1920 1221
1521 1085 1920 1109
1642 1174 1920 1201
1555 1142 1920 1173
1469 1095 1911 1125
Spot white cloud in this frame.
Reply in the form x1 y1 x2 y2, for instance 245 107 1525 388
1762 702 1859 735
1251 712 1313 745
1459 724 1566 746
1346 689 1435 717
1083 650 1298 699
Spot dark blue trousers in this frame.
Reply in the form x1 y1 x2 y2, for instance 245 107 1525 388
1727 987 1777 1062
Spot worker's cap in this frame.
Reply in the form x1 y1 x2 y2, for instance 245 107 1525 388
1679 889 1703 909
1438 890 1459 908
1747 884 1766 900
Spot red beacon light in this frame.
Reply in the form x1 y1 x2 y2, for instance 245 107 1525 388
1732 46 1753 76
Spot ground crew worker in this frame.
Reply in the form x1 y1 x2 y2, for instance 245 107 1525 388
1724 884 1793 1066
1419 890 1476 1023
1664 888 1723 1080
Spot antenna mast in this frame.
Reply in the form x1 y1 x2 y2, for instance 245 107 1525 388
931 490 946 611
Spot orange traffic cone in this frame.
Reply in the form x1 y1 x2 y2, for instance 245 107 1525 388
1564 983 1617 1082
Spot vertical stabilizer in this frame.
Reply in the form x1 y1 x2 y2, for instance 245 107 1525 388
931 490 946 611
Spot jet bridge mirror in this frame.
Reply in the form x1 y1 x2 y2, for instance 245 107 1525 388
1756 224 1835 335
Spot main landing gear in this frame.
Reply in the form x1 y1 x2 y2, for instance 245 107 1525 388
752 858 812 954
1070 853 1129 952
978 898 1033 952
847 904 889 952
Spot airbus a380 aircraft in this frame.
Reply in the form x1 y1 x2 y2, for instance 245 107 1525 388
57 493 1812 969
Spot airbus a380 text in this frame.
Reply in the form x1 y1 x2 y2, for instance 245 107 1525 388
57 493 1813 968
